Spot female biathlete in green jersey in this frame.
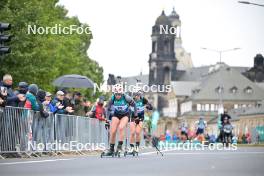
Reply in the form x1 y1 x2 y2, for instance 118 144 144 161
102 84 137 157
128 91 153 154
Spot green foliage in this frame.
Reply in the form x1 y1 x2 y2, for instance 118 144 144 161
0 0 104 100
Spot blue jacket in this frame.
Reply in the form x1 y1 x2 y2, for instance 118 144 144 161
51 98 67 114
0 81 19 106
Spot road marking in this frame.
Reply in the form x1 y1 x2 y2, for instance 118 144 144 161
0 158 75 166
141 149 264 156
164 151 264 155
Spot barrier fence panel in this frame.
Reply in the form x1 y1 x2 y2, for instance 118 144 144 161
0 107 109 153
0 106 34 153
0 106 146 154
31 112 55 151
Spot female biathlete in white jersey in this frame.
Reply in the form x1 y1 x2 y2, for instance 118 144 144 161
102 84 137 157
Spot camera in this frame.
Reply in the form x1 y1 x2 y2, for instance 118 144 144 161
0 86 7 94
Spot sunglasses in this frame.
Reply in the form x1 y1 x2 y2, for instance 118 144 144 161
115 93 122 96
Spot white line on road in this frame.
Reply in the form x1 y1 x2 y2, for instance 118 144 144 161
141 149 264 156
0 158 76 166
164 151 264 155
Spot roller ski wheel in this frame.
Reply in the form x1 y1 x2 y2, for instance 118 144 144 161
125 151 135 157
115 150 121 158
124 151 128 157
115 145 124 158
100 150 115 158
135 151 139 156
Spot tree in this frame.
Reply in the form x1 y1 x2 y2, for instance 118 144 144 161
0 0 103 99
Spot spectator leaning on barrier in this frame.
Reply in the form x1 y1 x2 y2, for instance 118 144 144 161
87 96 106 121
51 91 74 114
0 74 21 106
62 89 73 108
0 86 7 107
72 92 86 116
14 82 28 95
14 82 28 107
24 84 40 111
82 98 92 114
43 92 53 112
36 89 49 118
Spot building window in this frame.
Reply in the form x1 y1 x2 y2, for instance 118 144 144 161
152 41 157 52
215 86 224 93
192 89 200 94
205 104 210 111
215 104 219 111
197 104 201 111
244 86 253 94
154 69 157 79
210 104 215 111
164 40 169 53
230 86 238 94
201 104 205 111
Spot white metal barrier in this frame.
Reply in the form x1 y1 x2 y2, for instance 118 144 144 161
0 106 108 154
0 106 145 155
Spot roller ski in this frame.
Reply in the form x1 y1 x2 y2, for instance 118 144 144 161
124 146 136 157
100 149 115 158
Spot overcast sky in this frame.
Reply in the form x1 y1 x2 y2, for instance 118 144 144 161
59 0 264 80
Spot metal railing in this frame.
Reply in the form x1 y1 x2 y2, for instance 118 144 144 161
0 106 145 155
0 106 108 154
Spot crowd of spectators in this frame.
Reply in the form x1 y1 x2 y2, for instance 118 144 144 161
0 74 106 120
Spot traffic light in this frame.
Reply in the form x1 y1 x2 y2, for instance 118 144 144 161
0 22 12 55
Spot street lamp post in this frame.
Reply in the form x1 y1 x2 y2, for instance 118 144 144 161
238 1 264 7
201 47 240 63
201 47 241 113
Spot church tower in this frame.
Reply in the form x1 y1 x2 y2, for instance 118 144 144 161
149 10 177 86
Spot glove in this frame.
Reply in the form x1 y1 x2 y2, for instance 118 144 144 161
105 120 110 129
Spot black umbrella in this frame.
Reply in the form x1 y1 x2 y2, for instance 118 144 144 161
53 74 94 88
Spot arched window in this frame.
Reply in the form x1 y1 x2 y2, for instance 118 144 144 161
164 67 171 85
152 41 157 52
230 86 238 94
244 86 253 94
164 40 169 53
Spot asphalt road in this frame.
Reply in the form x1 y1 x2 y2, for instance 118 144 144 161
1 147 264 176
